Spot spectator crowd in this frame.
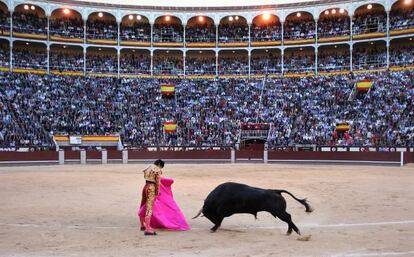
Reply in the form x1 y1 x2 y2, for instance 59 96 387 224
0 70 413 148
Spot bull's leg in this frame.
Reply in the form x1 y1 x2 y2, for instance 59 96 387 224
210 217 223 232
275 211 301 236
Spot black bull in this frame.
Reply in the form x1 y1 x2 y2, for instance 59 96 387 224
193 182 313 234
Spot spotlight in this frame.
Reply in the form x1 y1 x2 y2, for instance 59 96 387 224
166 50 170 53
199 50 203 53
63 8 70 15
136 15 142 20
26 42 29 45
334 45 337 48
263 13 271 20
300 47 303 50
24 5 29 10
132 49 135 52
410 38 413 41
229 16 234 21
324 10 329 15
367 4 372 10
165 15 171 22
98 12 103 18
30 5 35 10
99 48 102 51
331 9 337 14
232 50 235 53
265 49 269 52
235 16 239 20
297 12 301 17
339 8 345 14
370 41 374 45
63 45 67 49
128 14 133 20
198 16 204 22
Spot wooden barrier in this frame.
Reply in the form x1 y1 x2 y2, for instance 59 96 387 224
236 150 263 160
403 152 414 165
128 150 231 160
0 150 410 165
267 151 401 164
0 151 58 162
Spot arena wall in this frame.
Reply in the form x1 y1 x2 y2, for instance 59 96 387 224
0 150 412 165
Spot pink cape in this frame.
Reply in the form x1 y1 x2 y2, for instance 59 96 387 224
138 177 190 231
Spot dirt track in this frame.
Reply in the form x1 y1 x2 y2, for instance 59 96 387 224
1 163 413 257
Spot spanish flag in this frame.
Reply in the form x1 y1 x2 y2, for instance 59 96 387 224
336 123 350 131
356 80 373 91
163 121 177 133
161 84 175 96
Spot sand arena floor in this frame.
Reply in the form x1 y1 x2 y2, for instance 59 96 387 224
0 163 413 257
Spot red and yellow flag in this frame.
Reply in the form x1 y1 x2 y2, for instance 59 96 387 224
163 121 177 133
356 80 373 91
336 123 350 131
161 84 175 96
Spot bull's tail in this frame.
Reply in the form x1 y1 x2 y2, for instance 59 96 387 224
192 207 203 219
273 190 314 213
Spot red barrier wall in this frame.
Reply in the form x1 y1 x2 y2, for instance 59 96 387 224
404 152 414 164
86 151 101 159
0 151 58 161
65 151 80 160
0 150 408 164
108 150 122 159
128 150 231 160
236 150 263 159
268 151 400 162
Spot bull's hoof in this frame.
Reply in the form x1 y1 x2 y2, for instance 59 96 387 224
144 231 157 236
286 231 292 236
210 225 220 232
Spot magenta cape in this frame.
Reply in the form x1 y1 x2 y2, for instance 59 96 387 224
138 177 190 231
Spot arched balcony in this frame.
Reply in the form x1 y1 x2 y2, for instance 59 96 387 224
218 15 248 47
50 44 83 74
318 44 350 72
186 50 216 76
353 3 386 39
86 47 117 74
284 12 315 45
0 2 10 36
251 13 282 46
390 36 414 67
284 47 315 74
390 0 414 35
12 40 47 71
353 40 386 70
218 50 248 75
318 8 350 42
186 16 215 47
0 38 9 68
50 8 83 43
120 14 150 46
251 49 281 75
13 4 47 40
153 15 183 47
87 12 117 45
120 48 151 75
153 50 183 75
